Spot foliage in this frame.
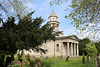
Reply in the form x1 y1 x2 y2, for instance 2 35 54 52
50 0 100 41
85 42 98 61
0 11 59 66
0 0 34 18
95 41 100 54
78 38 91 55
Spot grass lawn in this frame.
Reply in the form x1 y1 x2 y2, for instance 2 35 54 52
29 56 96 67
4 55 98 67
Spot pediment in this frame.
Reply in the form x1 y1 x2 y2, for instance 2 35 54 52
69 35 79 40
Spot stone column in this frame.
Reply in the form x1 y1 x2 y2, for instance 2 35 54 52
74 43 76 56
61 43 63 55
77 44 79 56
71 43 73 56
67 42 69 56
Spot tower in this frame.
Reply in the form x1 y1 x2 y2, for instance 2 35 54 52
48 11 60 32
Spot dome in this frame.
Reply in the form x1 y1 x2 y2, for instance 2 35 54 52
49 12 57 16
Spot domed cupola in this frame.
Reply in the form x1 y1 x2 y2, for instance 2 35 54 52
48 10 59 31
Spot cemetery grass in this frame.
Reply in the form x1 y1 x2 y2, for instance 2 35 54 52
4 55 97 67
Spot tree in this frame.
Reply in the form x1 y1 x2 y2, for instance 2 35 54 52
0 11 60 66
86 42 98 61
95 41 100 54
50 0 100 41
79 38 91 55
0 0 34 18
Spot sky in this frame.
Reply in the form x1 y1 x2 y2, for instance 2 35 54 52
25 0 78 37
0 0 99 41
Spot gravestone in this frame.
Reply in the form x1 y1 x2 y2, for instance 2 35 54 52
86 54 89 63
22 59 30 67
26 53 30 62
96 56 99 67
53 60 56 63
46 56 48 59
99 54 100 59
60 55 63 62
13 60 21 67
39 56 42 60
82 54 85 64
35 59 41 67
66 56 69 61
31 55 36 60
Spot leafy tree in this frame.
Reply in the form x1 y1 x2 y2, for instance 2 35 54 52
50 0 100 41
86 42 98 61
0 0 34 18
79 38 91 55
0 11 60 66
95 41 100 54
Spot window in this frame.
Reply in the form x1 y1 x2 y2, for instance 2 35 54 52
56 44 59 52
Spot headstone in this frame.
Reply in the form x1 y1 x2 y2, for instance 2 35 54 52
35 59 41 67
32 55 36 60
82 54 85 64
66 56 69 61
46 56 48 59
13 60 21 67
60 55 63 62
39 56 42 60
22 59 30 67
87 54 89 63
26 53 30 62
96 56 99 67
53 60 56 63
99 54 100 59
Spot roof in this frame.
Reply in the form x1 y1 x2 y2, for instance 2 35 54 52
56 35 79 41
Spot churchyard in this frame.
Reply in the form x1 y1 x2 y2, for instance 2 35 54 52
3 54 99 67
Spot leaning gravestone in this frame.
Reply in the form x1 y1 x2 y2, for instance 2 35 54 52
35 59 41 67
13 60 21 67
86 54 89 63
22 59 30 67
66 56 69 61
60 55 63 62
82 54 85 64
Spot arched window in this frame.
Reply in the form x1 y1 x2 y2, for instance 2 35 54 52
56 44 59 52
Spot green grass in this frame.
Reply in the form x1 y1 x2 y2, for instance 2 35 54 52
4 55 98 67
29 57 96 67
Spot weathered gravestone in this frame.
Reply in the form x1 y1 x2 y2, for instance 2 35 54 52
66 56 69 61
53 60 56 63
13 60 21 67
32 55 36 60
39 56 42 60
87 54 89 63
26 53 30 62
46 56 48 59
35 59 41 67
96 56 99 67
60 55 63 62
22 59 30 67
82 54 85 64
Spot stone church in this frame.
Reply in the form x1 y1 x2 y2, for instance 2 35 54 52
24 11 79 57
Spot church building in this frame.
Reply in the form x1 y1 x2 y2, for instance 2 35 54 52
24 11 79 57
